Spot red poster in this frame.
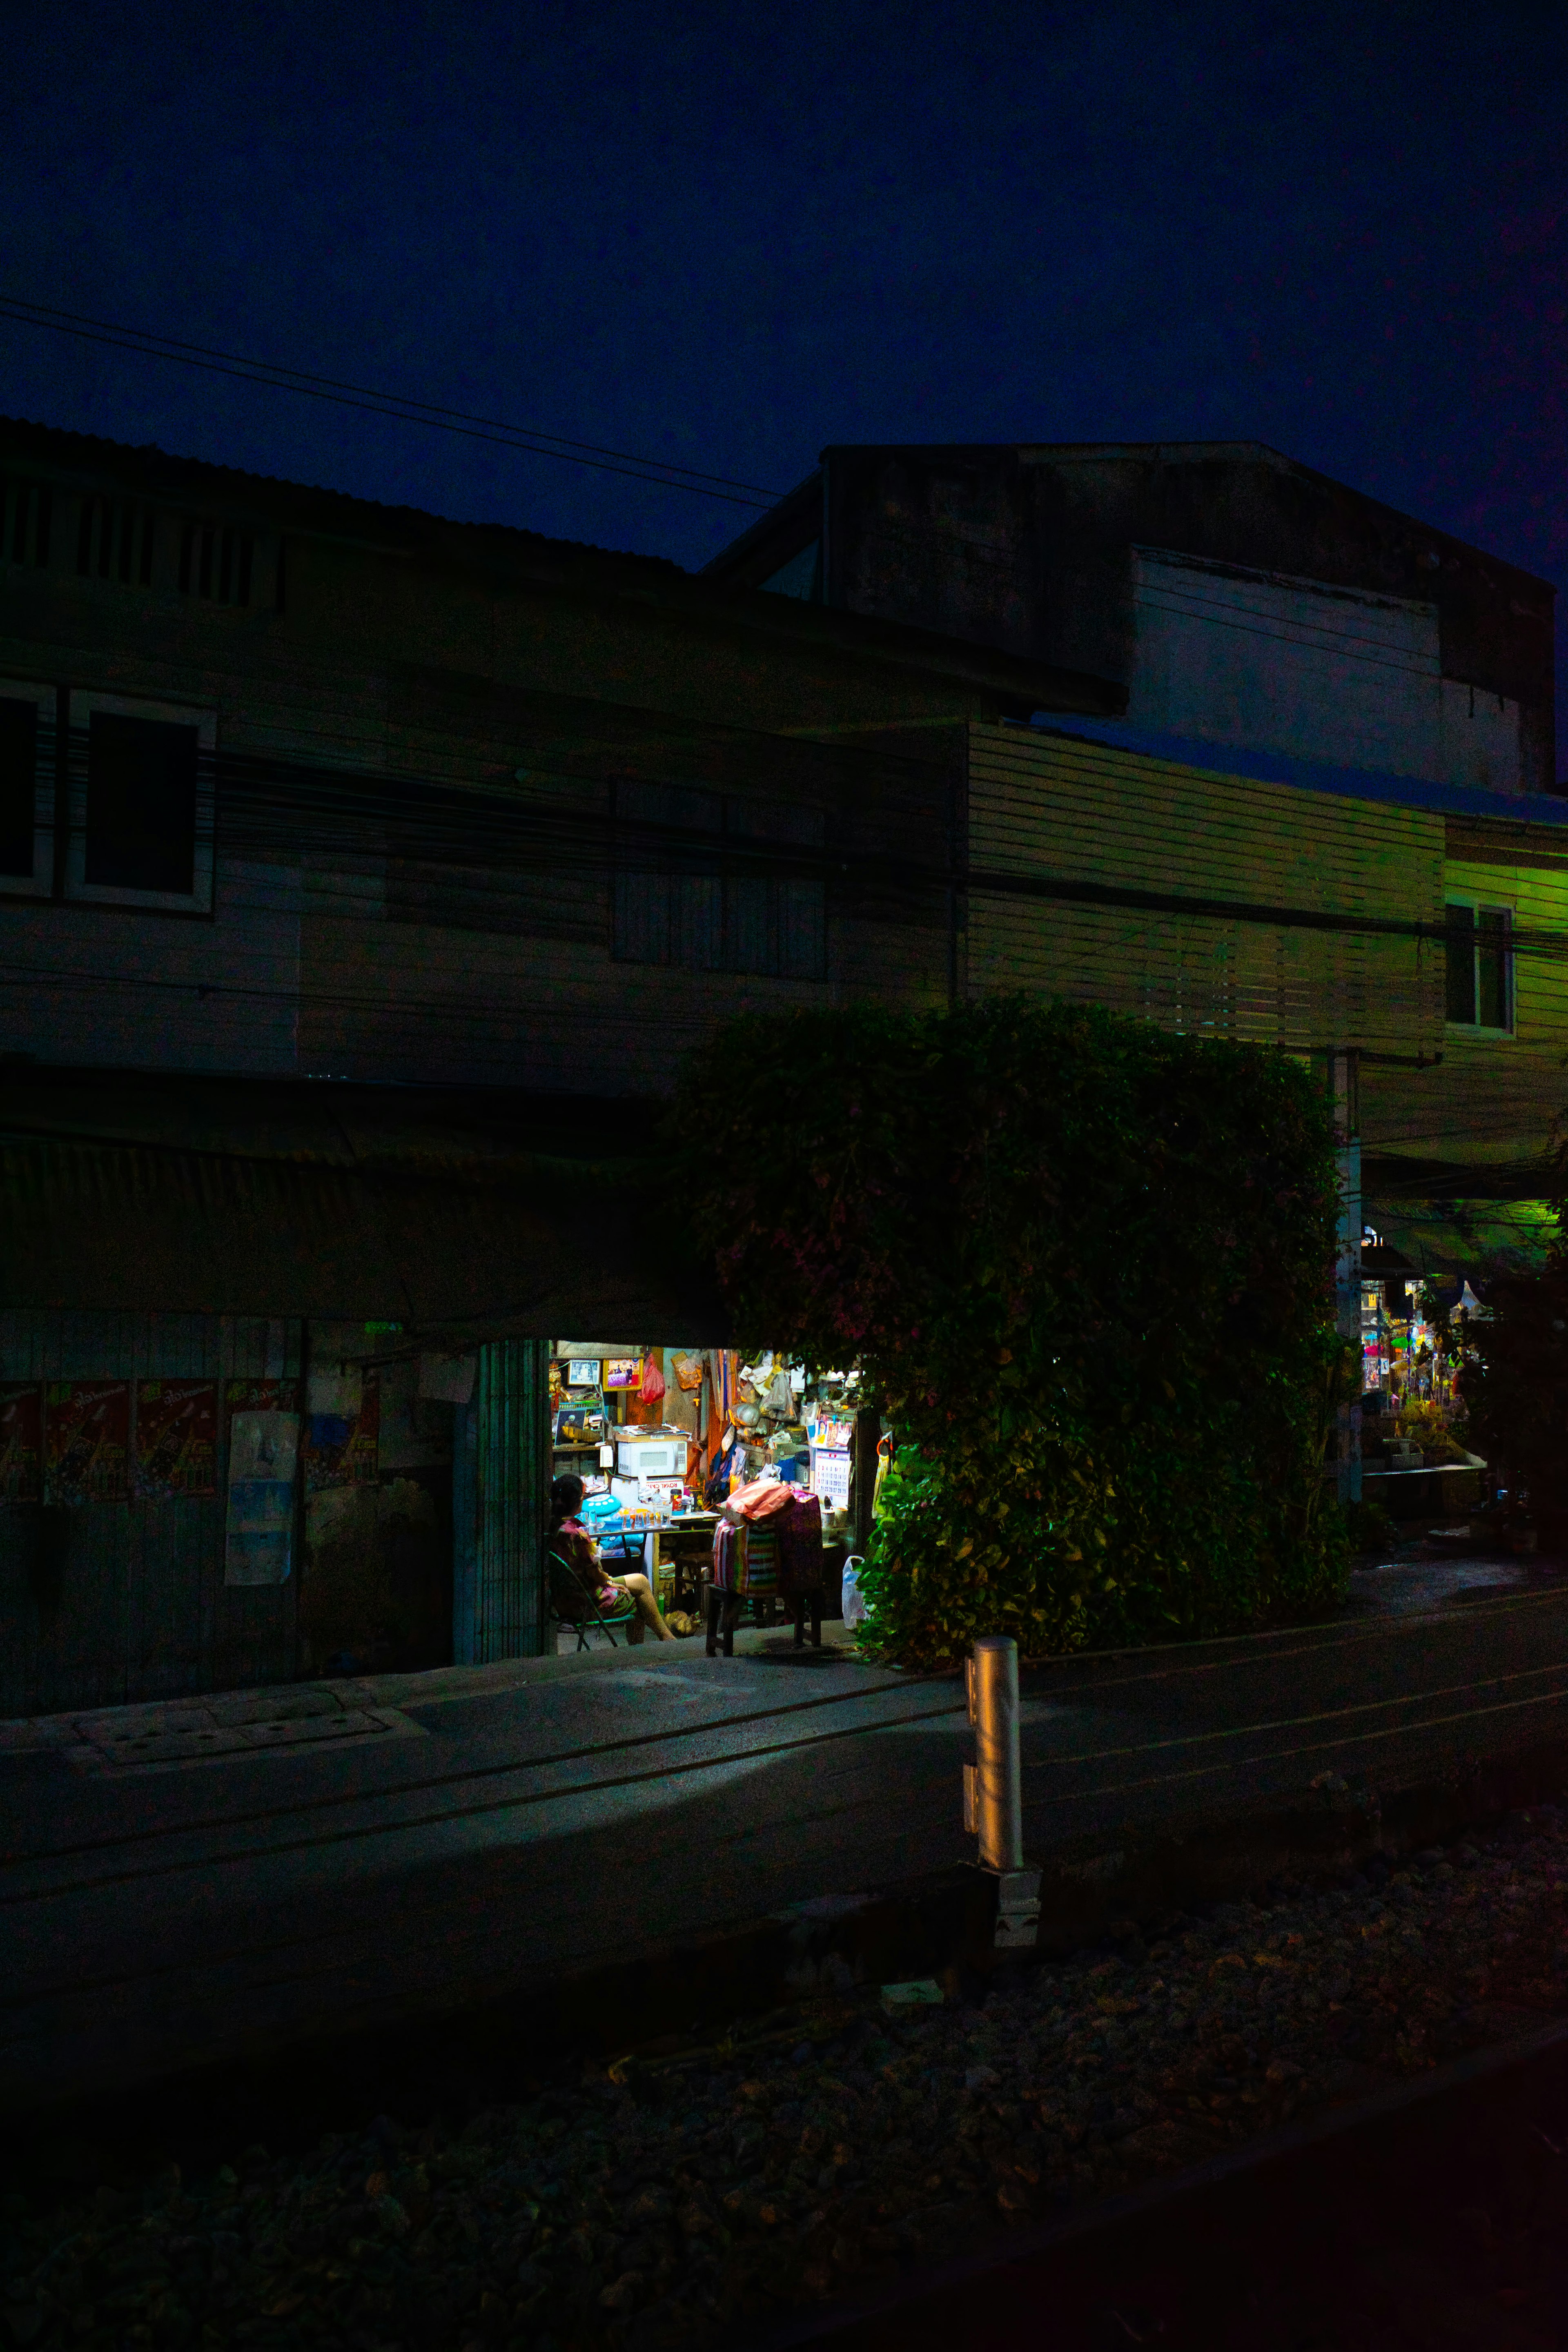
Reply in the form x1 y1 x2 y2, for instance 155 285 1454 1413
305 1368 380 1490
45 1381 131 1503
0 1385 42 1501
135 1380 218 1498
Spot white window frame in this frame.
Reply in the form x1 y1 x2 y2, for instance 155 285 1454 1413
64 689 216 915
1444 891 1515 1037
0 678 56 899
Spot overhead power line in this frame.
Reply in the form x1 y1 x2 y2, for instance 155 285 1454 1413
0 294 791 510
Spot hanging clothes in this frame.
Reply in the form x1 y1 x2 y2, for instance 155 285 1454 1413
713 1489 823 1595
704 1349 737 1486
775 1490 824 1597
710 1517 780 1596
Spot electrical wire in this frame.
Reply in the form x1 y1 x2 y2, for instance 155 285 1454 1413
22 731 1568 957
1131 590 1467 686
0 294 790 510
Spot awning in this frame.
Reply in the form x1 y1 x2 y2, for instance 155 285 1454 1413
1363 1198 1555 1292
0 1067 728 1340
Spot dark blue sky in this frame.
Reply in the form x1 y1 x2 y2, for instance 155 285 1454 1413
4 0 1566 760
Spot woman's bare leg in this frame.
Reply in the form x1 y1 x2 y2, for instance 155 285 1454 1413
617 1572 673 1640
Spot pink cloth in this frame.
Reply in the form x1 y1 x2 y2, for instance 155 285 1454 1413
725 1476 795 1523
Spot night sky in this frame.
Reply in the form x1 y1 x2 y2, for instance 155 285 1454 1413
4 0 1566 766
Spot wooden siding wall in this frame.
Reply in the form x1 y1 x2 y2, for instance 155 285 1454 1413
1366 844 1568 1164
2 537 958 1097
965 725 1446 1061
0 1314 301 1718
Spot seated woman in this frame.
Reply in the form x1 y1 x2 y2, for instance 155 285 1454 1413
548 1474 674 1643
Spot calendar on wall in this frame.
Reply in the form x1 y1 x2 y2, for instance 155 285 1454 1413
811 1448 851 1510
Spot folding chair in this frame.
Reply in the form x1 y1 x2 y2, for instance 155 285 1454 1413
549 1547 639 1651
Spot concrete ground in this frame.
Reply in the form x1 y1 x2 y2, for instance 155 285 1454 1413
4 1548 1568 2118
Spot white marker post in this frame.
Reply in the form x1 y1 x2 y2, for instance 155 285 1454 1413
963 1635 1040 1949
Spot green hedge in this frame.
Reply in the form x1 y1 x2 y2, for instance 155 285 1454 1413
667 997 1348 1663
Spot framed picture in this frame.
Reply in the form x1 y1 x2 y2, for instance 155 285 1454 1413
604 1357 642 1390
568 1359 601 1388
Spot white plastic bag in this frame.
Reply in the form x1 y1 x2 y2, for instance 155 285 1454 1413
841 1555 868 1627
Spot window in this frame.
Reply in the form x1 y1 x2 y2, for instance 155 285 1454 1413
1445 899 1513 1032
612 781 826 980
64 692 216 913
178 520 253 606
76 497 155 588
0 479 53 568
0 682 54 896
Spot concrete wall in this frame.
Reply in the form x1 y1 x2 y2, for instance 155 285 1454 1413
1127 548 1528 793
815 444 1556 793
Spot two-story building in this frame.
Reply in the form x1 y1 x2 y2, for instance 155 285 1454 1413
3 423 1561 1715
0 416 1126 1715
704 439 1566 1261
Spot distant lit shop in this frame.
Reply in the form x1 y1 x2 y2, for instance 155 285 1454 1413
1359 1236 1486 1520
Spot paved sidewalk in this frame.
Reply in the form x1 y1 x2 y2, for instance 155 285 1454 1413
5 1561 1568 2116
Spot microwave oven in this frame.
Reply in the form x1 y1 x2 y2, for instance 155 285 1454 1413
616 1436 686 1479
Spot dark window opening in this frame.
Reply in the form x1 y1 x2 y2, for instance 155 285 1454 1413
1444 902 1474 1025
612 780 826 980
76 499 154 587
1479 909 1512 1029
178 518 254 605
1446 899 1512 1031
0 698 37 879
84 711 199 895
3 481 52 567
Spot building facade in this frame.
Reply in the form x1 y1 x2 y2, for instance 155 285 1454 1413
4 423 1562 1715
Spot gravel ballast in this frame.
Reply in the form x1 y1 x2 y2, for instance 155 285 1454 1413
9 1802 1568 2351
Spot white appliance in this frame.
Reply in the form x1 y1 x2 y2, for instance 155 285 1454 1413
615 1434 686 1480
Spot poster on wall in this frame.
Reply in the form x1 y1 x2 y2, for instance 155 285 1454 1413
304 1368 380 1490
45 1381 130 1503
134 1380 218 1499
225 1410 301 1586
227 1377 299 1417
0 1385 42 1501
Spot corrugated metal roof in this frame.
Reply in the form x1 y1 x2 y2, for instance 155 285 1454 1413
0 1070 726 1336
1025 717 1568 828
0 1135 725 1335
0 410 689 571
